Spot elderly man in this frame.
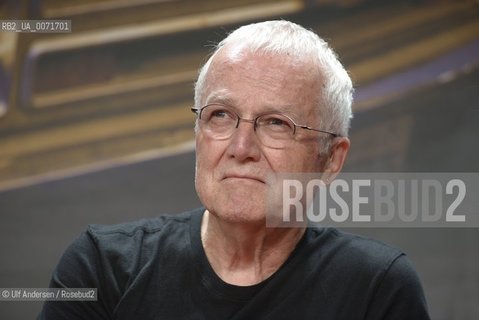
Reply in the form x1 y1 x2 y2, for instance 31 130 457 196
39 21 430 319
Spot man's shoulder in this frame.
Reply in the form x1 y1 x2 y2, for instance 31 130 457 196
310 227 405 271
298 229 428 318
86 208 203 240
304 227 422 306
75 208 203 261
63 208 203 279
332 228 403 259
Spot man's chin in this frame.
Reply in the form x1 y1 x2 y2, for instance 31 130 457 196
209 205 267 225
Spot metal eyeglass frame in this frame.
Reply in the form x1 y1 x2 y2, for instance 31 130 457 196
191 104 340 138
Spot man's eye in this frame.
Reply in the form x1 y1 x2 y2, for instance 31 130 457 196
269 118 288 126
206 108 235 123
211 110 228 118
263 116 292 129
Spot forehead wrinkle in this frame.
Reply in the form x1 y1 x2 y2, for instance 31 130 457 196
204 89 235 106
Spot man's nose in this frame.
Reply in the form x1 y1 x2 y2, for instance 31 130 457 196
227 119 261 162
234 118 255 129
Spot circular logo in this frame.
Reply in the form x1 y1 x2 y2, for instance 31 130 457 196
2 290 10 298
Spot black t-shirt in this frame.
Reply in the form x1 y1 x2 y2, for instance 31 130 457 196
38 208 430 319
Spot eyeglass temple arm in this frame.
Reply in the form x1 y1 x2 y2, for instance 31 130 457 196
298 125 340 138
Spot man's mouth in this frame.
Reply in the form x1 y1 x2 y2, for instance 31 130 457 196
222 174 265 184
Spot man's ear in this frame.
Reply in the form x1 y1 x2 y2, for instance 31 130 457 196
322 137 350 183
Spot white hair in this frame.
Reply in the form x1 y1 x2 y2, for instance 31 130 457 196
194 20 353 140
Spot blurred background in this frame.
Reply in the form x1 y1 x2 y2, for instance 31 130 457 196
0 0 478 319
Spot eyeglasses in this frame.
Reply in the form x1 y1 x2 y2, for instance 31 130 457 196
191 104 339 149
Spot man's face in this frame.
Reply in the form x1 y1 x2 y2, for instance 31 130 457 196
195 47 329 224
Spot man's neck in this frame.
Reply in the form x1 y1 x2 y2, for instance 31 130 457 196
201 210 305 286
